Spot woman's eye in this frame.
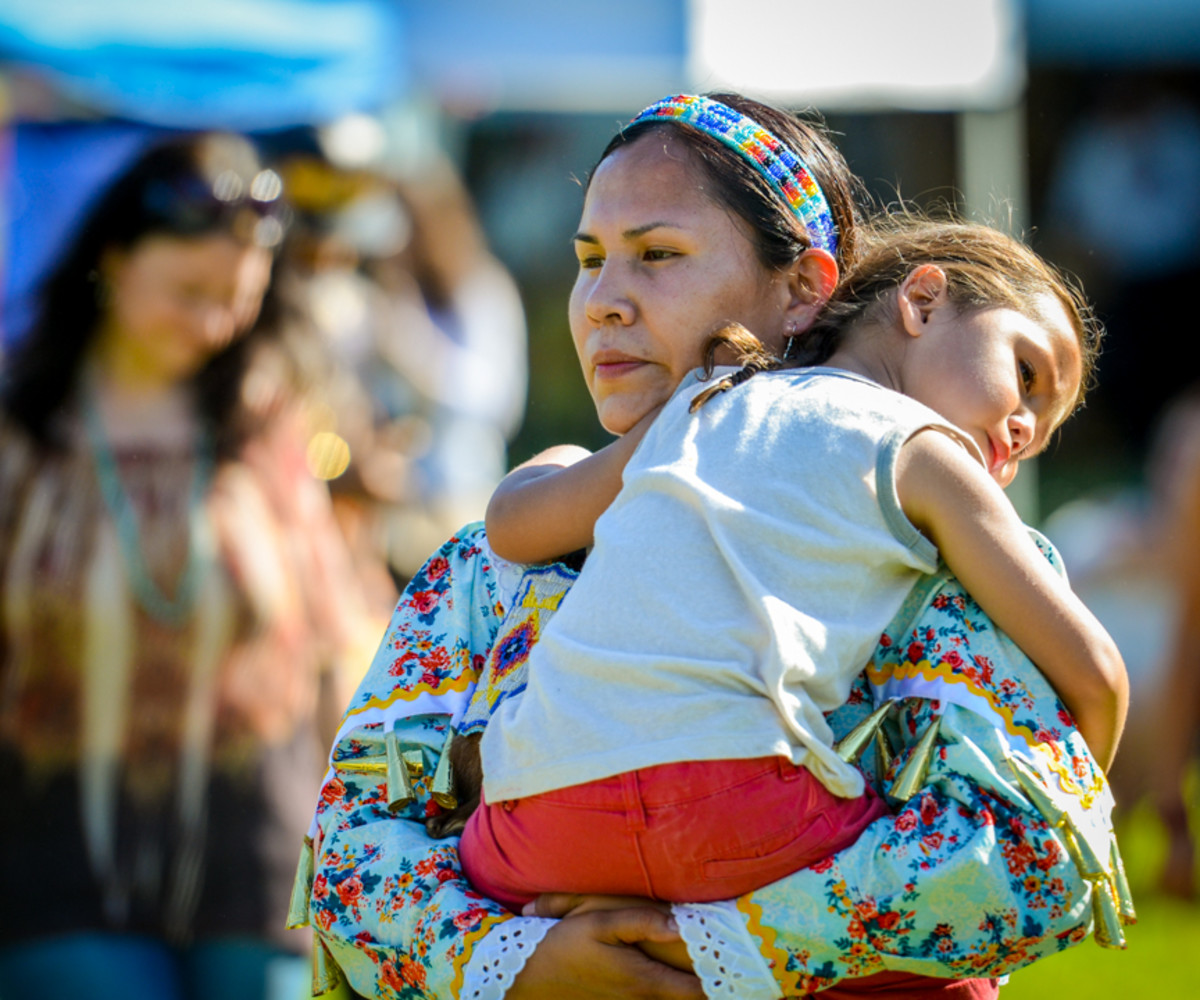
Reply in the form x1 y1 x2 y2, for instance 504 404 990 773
643 248 677 262
1019 359 1036 392
577 254 603 270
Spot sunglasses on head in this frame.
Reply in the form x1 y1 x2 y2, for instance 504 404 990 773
142 168 287 248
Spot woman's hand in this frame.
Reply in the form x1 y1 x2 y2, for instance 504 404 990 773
506 903 703 1000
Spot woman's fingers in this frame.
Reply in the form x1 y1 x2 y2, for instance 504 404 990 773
593 906 682 946
507 907 705 1000
526 892 668 918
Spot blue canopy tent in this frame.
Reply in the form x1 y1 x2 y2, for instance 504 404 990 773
1 0 1197 344
0 0 689 343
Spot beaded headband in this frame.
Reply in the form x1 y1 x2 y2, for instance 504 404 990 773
631 94 838 256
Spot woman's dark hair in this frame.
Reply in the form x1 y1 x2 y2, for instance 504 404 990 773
594 92 865 275
2 132 287 456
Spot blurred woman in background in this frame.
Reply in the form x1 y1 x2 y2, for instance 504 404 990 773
0 133 370 999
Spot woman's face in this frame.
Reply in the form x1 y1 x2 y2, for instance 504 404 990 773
97 232 273 387
569 136 794 435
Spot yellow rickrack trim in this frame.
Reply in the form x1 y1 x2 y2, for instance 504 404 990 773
736 894 798 995
344 651 476 719
865 658 1040 746
450 912 513 997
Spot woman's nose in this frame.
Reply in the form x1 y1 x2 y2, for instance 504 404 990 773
584 263 636 326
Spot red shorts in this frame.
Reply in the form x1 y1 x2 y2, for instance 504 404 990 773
460 755 888 909
822 972 1000 998
460 756 997 999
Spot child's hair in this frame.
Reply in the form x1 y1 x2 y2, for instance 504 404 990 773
595 92 866 275
691 217 1102 415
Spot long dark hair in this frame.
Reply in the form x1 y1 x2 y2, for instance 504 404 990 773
2 132 287 456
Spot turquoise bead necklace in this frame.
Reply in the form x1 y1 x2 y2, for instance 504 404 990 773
84 397 214 627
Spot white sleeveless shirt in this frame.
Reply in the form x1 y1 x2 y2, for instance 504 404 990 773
481 368 982 802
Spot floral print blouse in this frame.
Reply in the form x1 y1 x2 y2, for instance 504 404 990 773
295 523 1125 997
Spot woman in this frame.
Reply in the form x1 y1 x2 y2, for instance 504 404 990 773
298 95 1126 999
0 133 372 998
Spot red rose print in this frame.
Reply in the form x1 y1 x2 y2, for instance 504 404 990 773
426 556 450 581
380 960 406 991
400 956 427 988
336 875 364 907
313 873 329 900
895 810 918 832
411 590 441 615
877 910 901 930
907 642 925 663
454 908 487 931
320 777 346 806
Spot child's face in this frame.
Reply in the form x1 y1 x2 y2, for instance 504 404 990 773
902 293 1082 488
568 136 791 435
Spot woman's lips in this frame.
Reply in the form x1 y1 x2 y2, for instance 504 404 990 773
592 353 645 380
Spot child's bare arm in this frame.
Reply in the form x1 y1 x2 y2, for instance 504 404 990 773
486 405 663 564
896 429 1128 769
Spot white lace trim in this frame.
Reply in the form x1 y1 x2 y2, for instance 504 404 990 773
674 901 780 1000
460 916 556 1000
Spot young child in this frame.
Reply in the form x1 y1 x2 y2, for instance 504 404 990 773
460 218 1128 911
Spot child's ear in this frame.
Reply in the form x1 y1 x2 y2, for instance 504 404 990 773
897 264 949 337
783 248 839 329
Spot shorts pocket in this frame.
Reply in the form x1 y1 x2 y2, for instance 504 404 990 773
701 809 836 882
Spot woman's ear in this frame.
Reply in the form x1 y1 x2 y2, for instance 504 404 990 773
783 248 839 330
897 264 949 337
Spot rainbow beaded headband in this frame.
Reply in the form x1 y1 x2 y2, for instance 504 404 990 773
631 94 838 256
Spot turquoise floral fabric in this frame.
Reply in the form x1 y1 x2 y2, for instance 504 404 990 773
741 548 1111 994
302 524 1115 998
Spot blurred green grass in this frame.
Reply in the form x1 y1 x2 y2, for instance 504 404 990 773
1002 800 1196 997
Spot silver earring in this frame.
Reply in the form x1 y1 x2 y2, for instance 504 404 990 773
783 323 799 360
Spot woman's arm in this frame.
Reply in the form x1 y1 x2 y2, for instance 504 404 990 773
308 714 701 1000
704 556 1119 994
897 429 1128 768
485 405 662 564
302 525 700 999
